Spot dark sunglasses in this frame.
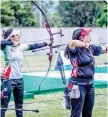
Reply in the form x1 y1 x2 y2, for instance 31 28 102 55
11 34 19 38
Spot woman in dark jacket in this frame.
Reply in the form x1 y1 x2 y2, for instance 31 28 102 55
64 28 107 117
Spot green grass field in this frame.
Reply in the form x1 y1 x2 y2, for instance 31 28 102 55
5 88 107 117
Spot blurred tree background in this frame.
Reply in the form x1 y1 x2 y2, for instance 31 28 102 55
1 0 107 27
1 1 37 27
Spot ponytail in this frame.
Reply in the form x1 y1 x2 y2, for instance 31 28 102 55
64 45 69 59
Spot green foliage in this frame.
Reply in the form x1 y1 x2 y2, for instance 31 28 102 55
96 3 108 27
18 2 38 27
56 1 107 27
56 1 94 27
51 12 63 27
1 1 38 27
1 1 15 27
1 1 107 27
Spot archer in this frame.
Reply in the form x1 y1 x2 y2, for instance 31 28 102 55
0 28 51 117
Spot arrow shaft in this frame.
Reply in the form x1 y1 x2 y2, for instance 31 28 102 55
32 44 66 52
1 108 39 113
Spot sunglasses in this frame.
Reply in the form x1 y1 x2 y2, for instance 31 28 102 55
11 34 19 38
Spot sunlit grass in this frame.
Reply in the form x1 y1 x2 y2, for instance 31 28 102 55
5 88 107 117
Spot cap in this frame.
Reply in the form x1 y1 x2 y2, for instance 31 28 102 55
72 28 92 40
2 28 20 40
81 29 92 36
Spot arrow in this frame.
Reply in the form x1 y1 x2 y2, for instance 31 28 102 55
0 108 39 113
32 44 66 52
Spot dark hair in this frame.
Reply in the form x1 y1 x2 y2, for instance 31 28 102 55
72 28 92 40
64 29 82 59
2 28 13 39
64 45 69 59
72 29 82 40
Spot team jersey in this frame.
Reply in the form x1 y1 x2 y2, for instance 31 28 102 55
67 44 102 79
1 44 29 79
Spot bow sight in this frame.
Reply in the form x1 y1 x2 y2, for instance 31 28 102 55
51 29 64 37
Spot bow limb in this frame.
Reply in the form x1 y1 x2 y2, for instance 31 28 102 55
31 1 47 21
38 39 54 92
38 61 51 92
31 1 53 37
104 0 108 4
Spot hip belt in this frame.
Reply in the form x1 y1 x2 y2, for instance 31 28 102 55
69 79 93 86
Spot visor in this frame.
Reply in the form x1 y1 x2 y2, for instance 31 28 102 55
5 29 20 40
